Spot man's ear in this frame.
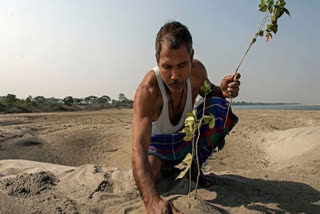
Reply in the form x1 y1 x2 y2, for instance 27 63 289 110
190 49 194 61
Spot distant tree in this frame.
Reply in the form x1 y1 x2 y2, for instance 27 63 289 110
111 99 118 105
84 96 97 104
25 95 33 103
73 98 82 104
101 95 111 103
63 96 74 106
6 94 17 103
34 96 46 104
118 93 128 102
97 95 111 104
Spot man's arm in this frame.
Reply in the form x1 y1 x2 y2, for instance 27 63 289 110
132 75 182 214
132 85 160 208
192 59 240 99
192 60 225 99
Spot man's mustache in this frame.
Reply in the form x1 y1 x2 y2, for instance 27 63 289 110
168 80 182 85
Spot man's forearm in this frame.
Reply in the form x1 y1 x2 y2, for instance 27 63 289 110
132 149 160 208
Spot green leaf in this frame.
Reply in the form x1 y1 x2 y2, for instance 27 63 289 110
185 112 194 118
194 123 199 131
201 80 212 96
274 7 281 18
176 153 193 180
272 23 278 34
183 135 193 141
283 7 290 16
204 80 209 88
267 0 274 13
200 85 206 93
209 119 215 129
260 5 267 12
266 24 273 31
268 5 273 13
186 111 196 120
278 9 285 18
276 0 286 8
185 116 195 126
259 0 266 9
269 32 273 38
267 0 273 5
271 15 277 23
192 109 197 116
203 115 211 124
258 30 264 37
207 113 215 129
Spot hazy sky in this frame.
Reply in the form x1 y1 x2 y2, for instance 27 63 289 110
1 0 319 104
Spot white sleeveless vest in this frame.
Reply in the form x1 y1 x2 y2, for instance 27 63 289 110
151 66 193 134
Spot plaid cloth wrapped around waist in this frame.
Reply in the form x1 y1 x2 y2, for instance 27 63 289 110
148 97 239 161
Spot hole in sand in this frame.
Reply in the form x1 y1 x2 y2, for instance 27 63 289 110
22 141 43 147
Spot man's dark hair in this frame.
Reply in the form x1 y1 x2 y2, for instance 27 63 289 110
155 21 193 62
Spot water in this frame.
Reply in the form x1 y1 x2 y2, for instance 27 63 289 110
232 104 320 110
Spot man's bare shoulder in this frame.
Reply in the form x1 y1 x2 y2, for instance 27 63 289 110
134 70 161 116
191 59 207 87
135 70 160 99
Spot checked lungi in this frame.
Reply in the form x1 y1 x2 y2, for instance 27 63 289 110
148 97 238 166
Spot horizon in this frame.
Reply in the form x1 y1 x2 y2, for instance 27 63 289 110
1 1 319 104
2 93 319 106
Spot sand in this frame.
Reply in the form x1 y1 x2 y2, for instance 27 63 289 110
0 109 319 213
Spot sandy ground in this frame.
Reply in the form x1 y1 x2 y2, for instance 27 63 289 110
0 109 319 213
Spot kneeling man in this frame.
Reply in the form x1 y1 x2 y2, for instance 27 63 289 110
132 21 240 214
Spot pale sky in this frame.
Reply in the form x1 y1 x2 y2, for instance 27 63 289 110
1 0 319 104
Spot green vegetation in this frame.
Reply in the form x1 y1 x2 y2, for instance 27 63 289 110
0 93 133 114
178 80 215 199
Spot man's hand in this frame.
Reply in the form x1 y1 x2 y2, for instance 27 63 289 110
220 73 241 98
147 197 183 214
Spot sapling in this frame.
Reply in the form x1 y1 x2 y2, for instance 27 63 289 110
224 0 291 128
176 0 290 200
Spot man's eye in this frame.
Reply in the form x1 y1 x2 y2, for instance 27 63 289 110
163 65 171 70
178 63 185 68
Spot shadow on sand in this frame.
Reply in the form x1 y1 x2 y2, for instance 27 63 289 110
158 172 320 213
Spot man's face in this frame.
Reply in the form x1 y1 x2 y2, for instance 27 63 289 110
158 43 193 94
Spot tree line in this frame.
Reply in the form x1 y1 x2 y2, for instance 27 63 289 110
0 93 133 114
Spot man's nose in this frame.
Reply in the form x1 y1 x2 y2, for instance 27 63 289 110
171 69 180 81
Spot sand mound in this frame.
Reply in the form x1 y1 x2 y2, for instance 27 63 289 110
1 159 320 214
263 126 320 172
1 171 56 197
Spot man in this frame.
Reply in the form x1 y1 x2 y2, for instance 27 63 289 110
132 21 240 214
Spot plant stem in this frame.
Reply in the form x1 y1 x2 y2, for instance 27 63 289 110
189 133 195 197
194 95 207 199
224 13 269 129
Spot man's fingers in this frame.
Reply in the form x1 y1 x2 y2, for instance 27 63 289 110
225 86 239 98
223 73 241 83
226 87 239 93
223 75 234 83
221 73 241 98
233 73 241 81
228 81 240 88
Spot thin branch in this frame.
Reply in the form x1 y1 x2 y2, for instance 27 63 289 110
224 13 269 129
194 95 207 199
